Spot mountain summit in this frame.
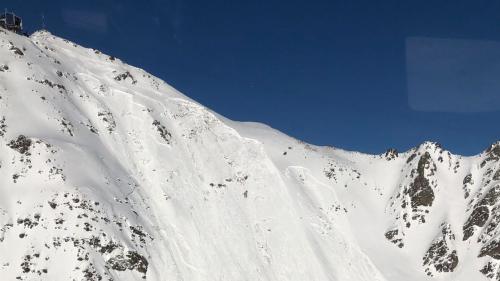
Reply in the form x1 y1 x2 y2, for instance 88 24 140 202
0 29 499 281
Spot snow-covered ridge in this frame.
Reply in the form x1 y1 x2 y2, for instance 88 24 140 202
0 28 499 281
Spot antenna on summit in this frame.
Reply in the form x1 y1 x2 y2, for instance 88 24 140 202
41 13 46 30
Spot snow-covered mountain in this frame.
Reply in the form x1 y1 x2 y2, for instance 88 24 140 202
0 28 499 281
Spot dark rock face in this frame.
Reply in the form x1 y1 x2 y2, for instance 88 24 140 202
385 229 404 248
481 261 500 281
480 240 500 259
482 186 500 206
0 116 7 137
463 186 500 241
460 143 500 280
10 46 24 56
481 143 500 168
423 223 459 277
7 135 32 155
385 150 438 249
408 152 435 209
385 148 398 160
406 153 417 164
463 174 473 199
114 71 137 84
463 206 490 241
106 251 148 277
487 144 500 158
152 120 172 144
409 174 434 208
494 169 500 181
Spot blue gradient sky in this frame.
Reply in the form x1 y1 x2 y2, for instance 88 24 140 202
8 0 500 155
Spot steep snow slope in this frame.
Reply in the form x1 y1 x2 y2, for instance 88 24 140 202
0 28 498 281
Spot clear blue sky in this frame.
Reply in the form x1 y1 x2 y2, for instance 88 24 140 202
8 0 500 155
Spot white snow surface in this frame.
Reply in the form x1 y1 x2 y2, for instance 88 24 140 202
0 28 498 281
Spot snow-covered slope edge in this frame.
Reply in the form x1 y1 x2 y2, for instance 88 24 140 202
0 28 498 281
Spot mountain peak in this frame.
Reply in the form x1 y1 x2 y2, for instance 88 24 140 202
30 29 51 37
0 28 498 281
485 141 500 156
416 141 444 152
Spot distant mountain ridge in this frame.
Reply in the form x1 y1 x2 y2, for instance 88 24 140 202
0 27 498 281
